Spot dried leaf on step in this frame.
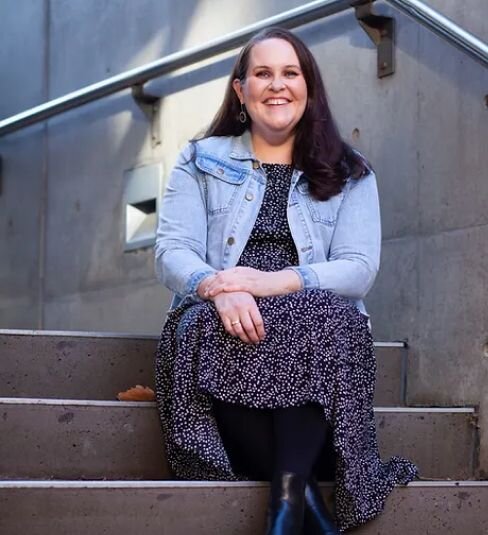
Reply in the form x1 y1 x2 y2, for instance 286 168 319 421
117 385 156 401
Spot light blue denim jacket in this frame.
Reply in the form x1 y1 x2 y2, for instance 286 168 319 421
155 130 381 316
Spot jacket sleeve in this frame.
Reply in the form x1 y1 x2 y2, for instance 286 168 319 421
154 143 217 299
288 170 381 299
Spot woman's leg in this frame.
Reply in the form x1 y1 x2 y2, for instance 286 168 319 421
214 400 337 533
267 404 337 535
213 399 274 481
272 404 328 478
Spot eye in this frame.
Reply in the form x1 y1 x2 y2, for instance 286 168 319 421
256 71 270 78
285 71 299 78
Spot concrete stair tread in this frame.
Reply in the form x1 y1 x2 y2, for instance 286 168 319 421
0 397 478 481
0 480 487 534
0 330 407 405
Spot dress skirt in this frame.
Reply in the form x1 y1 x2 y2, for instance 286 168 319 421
154 163 418 532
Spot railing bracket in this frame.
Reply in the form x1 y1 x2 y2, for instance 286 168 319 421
131 84 162 148
355 2 395 78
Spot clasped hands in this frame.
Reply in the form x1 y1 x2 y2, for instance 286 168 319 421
197 267 301 345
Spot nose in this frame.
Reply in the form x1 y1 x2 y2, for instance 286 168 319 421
269 76 286 91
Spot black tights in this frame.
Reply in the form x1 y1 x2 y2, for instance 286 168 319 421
213 399 329 481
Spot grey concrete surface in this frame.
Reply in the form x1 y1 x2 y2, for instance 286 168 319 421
0 333 159 400
0 0 47 119
0 481 487 534
375 409 478 480
0 332 406 405
43 278 169 335
410 225 488 407
0 401 169 481
0 402 476 480
0 0 47 329
478 365 488 479
0 130 45 329
0 0 487 430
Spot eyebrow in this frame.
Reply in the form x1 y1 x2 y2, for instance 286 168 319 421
252 64 301 70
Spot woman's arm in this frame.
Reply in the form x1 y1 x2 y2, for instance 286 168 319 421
154 144 217 300
204 170 381 300
290 170 381 299
203 267 302 298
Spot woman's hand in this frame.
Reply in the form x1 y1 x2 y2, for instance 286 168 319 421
211 291 265 344
204 267 302 298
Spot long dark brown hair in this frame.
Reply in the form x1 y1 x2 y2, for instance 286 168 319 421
197 27 371 201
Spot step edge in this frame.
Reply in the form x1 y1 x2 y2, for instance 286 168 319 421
0 480 486 489
0 329 158 340
0 329 406 347
0 398 156 408
0 397 476 413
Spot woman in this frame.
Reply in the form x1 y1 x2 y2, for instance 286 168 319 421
154 27 417 534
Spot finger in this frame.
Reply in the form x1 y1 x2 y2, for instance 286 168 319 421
219 311 251 343
249 307 266 340
221 285 247 293
219 313 237 337
206 283 227 297
231 320 252 344
208 283 249 297
239 310 261 344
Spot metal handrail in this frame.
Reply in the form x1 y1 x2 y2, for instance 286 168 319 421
0 0 486 138
0 0 358 137
386 0 488 66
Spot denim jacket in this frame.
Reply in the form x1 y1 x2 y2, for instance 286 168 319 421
155 130 381 316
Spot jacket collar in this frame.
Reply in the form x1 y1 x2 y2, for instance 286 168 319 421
229 129 255 161
228 129 304 185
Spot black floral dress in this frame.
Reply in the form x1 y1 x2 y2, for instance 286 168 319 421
155 163 418 532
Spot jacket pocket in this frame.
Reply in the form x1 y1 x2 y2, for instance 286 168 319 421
297 182 344 226
195 155 247 215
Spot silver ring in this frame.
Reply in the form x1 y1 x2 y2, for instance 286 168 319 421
231 320 241 326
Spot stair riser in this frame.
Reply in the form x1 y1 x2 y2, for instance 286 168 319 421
0 334 157 401
0 404 475 480
0 485 487 534
377 411 477 480
0 404 169 480
0 334 405 405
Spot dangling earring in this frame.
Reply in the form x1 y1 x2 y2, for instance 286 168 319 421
239 103 247 124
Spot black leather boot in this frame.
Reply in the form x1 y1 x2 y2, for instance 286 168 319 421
303 478 339 534
266 471 306 535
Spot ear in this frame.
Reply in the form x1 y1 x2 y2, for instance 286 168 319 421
232 78 244 104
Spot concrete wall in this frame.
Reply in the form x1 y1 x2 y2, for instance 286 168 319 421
0 1 487 413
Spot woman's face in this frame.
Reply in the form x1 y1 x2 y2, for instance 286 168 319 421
233 38 308 141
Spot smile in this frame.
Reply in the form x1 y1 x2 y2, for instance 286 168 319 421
263 98 291 106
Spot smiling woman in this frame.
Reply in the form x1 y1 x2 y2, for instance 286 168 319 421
154 27 418 535
232 38 308 151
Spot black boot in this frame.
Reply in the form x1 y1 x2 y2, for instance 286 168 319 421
266 472 306 535
303 478 339 534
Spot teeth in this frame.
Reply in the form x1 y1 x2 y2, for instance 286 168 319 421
265 99 289 105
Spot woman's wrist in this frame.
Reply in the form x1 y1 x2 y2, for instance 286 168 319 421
197 274 217 300
279 269 303 293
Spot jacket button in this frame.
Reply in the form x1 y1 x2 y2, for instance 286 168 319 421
227 237 235 245
217 168 224 174
245 192 254 201
252 161 259 169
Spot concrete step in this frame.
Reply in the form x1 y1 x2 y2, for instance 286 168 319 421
0 399 477 481
0 330 158 401
0 330 406 405
0 480 486 534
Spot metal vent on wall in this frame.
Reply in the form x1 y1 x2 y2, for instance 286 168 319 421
123 163 162 251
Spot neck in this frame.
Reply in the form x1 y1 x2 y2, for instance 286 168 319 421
250 129 294 164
